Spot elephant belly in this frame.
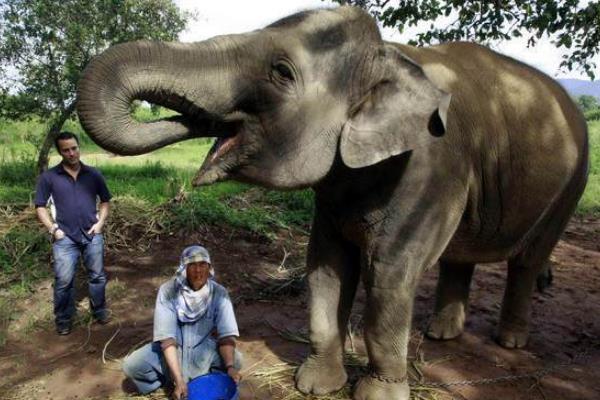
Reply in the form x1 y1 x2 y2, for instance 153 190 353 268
441 234 522 264
440 212 541 264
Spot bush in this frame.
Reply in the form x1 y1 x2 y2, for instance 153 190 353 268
0 210 51 290
585 108 600 121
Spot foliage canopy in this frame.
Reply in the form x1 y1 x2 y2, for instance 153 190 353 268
0 0 188 170
336 0 599 79
577 94 600 112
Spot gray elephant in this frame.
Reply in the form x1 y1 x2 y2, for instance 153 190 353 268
76 6 589 400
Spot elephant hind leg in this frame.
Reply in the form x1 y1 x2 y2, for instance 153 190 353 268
498 215 571 348
536 260 553 293
427 261 475 340
499 144 586 348
497 252 551 348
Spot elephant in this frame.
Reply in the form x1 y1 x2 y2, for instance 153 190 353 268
76 6 589 400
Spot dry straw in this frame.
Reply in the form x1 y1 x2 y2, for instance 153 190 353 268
104 196 167 252
253 325 444 400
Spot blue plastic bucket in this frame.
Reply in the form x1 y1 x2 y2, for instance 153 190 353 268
187 372 239 400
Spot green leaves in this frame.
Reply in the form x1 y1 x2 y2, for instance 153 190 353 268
577 94 600 112
336 0 599 79
0 0 189 125
0 0 189 170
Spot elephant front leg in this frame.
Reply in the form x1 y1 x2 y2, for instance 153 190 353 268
352 178 466 399
354 285 412 400
295 214 360 395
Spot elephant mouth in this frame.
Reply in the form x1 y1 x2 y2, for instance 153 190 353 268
191 115 247 186
209 135 240 164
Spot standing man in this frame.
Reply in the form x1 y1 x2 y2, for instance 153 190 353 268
35 131 112 335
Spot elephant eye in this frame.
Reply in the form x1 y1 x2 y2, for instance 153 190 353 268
273 61 295 82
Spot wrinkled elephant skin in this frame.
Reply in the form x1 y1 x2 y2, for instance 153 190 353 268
77 6 589 400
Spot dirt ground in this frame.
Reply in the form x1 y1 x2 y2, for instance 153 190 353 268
1 217 599 400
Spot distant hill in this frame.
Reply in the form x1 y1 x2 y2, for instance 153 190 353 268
558 79 600 99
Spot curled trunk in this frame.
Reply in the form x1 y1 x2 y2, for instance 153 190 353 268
77 38 240 155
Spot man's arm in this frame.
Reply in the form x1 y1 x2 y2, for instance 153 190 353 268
218 336 241 383
88 202 109 235
215 290 241 383
154 283 184 399
35 207 65 240
161 339 187 400
35 207 55 232
34 173 64 239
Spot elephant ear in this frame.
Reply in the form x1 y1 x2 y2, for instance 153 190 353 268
340 45 451 169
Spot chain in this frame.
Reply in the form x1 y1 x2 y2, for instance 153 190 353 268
422 347 592 388
370 370 408 384
368 363 408 383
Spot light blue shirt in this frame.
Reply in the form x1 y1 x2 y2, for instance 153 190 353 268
152 278 239 381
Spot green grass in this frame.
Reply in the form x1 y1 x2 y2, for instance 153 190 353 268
0 218 51 287
0 116 100 156
167 186 314 236
577 120 600 216
0 117 598 298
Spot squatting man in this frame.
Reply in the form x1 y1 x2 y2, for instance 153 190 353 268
35 131 111 335
123 245 242 400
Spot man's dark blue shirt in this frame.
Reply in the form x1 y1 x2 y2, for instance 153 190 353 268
35 162 112 243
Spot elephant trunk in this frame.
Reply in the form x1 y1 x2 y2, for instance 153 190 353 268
77 38 242 155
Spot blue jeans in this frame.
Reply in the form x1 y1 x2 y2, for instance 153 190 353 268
52 233 107 326
122 340 243 394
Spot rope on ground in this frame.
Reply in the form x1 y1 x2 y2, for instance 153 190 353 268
44 317 93 365
102 310 121 365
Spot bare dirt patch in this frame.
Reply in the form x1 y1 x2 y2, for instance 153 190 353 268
1 218 598 400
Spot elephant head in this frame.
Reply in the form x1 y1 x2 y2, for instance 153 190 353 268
77 6 450 189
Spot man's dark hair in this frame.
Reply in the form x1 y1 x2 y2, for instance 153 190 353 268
54 131 80 152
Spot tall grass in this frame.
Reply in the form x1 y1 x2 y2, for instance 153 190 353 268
0 116 99 156
578 120 600 216
0 153 37 204
167 185 314 236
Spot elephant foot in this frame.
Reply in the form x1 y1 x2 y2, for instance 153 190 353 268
497 324 529 348
295 354 347 395
426 305 465 340
353 375 409 400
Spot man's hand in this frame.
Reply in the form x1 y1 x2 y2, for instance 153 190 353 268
227 366 242 384
162 340 186 400
87 222 103 235
172 379 188 400
54 229 66 241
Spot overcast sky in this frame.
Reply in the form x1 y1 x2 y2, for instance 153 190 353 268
174 0 596 80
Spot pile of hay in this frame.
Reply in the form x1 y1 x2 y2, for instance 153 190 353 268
104 195 168 252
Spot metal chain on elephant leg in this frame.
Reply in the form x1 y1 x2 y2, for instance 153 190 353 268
422 346 594 388
367 364 408 384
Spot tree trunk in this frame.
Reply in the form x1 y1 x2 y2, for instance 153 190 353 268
36 102 76 174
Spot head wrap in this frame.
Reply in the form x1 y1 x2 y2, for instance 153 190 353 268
175 245 215 323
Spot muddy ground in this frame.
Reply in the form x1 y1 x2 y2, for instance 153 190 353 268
1 217 599 400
